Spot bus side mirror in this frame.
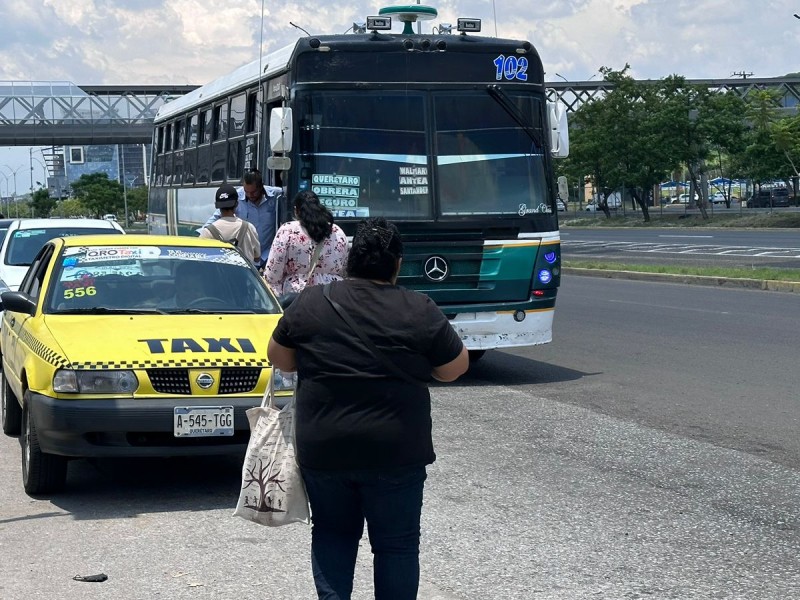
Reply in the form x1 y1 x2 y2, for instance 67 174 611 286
269 107 293 153
547 102 569 158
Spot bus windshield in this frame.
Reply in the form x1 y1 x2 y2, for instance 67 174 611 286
295 89 550 221
436 91 547 216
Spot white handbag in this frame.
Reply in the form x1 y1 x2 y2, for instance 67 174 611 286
233 377 310 526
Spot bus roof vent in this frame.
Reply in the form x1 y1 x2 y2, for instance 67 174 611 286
378 5 438 35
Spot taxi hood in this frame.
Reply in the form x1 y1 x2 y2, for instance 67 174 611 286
43 314 278 369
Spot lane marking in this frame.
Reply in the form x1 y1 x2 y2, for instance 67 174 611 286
607 299 733 314
658 234 714 238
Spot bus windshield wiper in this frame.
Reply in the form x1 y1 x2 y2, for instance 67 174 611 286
486 84 544 150
54 307 169 315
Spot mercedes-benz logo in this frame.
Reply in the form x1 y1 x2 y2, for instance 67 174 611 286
424 256 449 282
196 373 214 389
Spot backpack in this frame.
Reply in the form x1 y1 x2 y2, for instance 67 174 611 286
204 221 248 247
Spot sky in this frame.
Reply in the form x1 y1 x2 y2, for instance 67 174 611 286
2 0 800 194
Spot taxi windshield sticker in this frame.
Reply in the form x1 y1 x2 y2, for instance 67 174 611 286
63 246 162 261
61 246 248 267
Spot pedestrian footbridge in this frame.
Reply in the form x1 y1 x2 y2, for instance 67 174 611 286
0 81 197 146
2 77 798 147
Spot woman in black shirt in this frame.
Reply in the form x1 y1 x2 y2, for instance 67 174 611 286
269 218 468 600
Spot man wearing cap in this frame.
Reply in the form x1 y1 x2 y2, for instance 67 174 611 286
200 184 260 265
202 170 283 271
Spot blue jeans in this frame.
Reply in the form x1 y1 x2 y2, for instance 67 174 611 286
301 465 427 600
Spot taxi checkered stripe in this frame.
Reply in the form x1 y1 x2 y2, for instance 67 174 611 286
18 328 70 369
69 358 271 370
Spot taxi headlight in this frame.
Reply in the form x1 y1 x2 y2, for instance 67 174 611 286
53 369 139 394
272 368 297 392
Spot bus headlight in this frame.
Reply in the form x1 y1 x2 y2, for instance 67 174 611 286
538 269 553 284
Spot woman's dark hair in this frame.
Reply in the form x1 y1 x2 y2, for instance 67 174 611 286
347 217 403 282
243 168 264 188
294 190 333 243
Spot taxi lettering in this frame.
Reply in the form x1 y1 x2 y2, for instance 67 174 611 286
138 337 257 353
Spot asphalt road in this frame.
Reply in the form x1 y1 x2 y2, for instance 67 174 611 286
562 227 800 270
0 277 798 599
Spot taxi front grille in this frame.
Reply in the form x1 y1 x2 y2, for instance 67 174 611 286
147 369 191 394
219 368 261 394
147 368 261 394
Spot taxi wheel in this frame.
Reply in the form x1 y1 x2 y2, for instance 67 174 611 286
1 369 22 436
21 398 67 495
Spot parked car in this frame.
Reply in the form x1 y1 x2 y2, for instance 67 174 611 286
0 234 287 494
709 192 727 205
586 194 622 211
103 214 118 221
675 193 699 204
0 218 125 293
556 198 567 212
748 188 790 208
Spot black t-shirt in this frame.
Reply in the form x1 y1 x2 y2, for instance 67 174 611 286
272 279 464 470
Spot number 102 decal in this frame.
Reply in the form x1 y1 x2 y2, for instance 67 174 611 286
493 55 528 82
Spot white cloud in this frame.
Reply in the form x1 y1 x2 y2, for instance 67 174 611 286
0 1 798 84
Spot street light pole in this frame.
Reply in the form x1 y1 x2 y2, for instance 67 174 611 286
29 147 34 199
0 174 7 216
2 165 25 218
120 145 129 227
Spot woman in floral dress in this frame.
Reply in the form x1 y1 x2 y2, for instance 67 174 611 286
264 190 348 298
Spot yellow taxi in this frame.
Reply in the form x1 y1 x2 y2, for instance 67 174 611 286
0 234 292 494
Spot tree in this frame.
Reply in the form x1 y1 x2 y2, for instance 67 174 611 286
769 112 800 178
125 185 149 221
30 188 56 218
736 90 788 187
658 77 713 219
70 173 123 217
703 92 748 206
600 68 681 222
562 82 618 218
566 66 678 222
50 198 87 218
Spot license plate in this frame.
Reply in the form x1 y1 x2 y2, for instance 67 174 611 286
173 406 234 437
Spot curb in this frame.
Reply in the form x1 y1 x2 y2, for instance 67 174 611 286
563 268 800 294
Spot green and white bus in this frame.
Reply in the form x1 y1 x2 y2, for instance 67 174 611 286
149 5 569 358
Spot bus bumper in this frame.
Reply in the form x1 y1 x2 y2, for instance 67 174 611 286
448 309 554 350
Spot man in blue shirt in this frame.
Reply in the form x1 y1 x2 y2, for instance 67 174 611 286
204 170 283 270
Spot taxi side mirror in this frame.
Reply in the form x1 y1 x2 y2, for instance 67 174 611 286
0 291 36 316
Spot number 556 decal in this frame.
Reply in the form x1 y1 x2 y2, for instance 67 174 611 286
493 55 528 82
64 286 97 299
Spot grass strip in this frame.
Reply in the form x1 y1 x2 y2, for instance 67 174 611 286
563 259 800 283
561 211 800 228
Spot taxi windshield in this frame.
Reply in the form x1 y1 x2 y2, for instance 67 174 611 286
45 245 279 314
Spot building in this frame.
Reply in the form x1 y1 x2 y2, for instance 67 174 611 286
44 143 151 199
